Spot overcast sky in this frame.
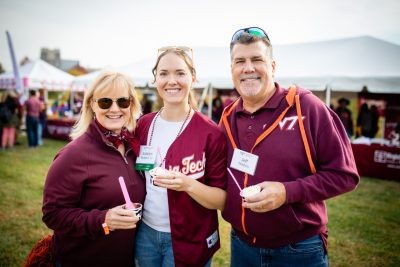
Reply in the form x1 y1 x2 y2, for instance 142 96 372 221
0 0 399 72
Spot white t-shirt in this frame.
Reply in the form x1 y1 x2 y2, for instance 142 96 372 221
142 115 191 232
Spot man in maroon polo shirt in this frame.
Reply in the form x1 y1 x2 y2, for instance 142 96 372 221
220 27 360 267
24 90 42 147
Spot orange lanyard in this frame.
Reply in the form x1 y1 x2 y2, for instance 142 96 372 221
221 86 296 167
221 87 317 239
221 86 317 239
220 86 296 237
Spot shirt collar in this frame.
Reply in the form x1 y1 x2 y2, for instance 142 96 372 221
235 82 286 115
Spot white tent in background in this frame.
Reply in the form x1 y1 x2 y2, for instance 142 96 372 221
72 70 103 91
274 36 400 94
0 59 74 91
72 36 400 95
71 59 156 91
71 47 231 91
193 36 400 108
192 36 400 94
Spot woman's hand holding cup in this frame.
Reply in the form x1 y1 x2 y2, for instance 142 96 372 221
105 204 141 230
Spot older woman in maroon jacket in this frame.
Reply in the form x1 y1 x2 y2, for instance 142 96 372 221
42 71 145 267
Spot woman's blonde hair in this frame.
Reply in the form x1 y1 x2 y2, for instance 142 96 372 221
70 71 141 140
152 49 198 109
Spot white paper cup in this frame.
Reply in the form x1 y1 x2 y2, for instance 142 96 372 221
149 167 173 185
125 203 142 219
149 176 156 186
240 185 261 199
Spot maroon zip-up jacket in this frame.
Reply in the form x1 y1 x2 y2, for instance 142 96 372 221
136 111 227 267
42 121 145 267
221 84 359 249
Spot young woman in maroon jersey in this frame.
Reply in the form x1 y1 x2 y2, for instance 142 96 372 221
134 47 227 267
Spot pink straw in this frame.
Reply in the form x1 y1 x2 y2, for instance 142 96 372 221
118 176 134 209
227 168 242 192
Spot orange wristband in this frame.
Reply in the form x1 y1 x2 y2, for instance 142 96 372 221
102 223 110 235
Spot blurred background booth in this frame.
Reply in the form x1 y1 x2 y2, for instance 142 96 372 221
0 59 75 140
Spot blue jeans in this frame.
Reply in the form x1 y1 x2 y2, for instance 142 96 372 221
231 229 328 267
37 123 42 145
38 121 46 145
26 115 39 147
135 222 212 267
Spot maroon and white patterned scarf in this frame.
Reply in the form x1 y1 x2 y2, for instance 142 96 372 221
95 120 140 156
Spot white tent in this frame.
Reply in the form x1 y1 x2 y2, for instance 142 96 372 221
274 36 400 94
72 36 400 94
71 60 155 91
0 59 74 91
71 47 232 91
193 36 400 94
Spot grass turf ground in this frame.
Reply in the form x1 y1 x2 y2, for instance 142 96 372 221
0 138 399 266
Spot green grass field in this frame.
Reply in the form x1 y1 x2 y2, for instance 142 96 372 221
0 138 399 267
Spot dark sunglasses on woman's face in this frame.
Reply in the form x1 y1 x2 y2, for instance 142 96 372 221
93 97 131 109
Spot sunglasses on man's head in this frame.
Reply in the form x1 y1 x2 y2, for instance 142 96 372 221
93 97 131 109
157 46 193 60
231 27 270 43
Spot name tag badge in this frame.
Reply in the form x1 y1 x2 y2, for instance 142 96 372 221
135 145 157 171
230 148 259 176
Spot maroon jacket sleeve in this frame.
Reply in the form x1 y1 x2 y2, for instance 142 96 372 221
284 93 360 203
42 141 107 238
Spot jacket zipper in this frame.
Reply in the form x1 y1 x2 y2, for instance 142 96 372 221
105 142 129 164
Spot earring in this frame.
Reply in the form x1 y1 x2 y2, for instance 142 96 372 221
93 112 96 120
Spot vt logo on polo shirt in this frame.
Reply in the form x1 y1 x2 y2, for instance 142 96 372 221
276 115 305 131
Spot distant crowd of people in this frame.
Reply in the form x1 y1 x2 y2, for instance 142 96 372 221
334 97 379 140
356 103 379 138
0 90 20 149
0 90 388 151
0 89 46 150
